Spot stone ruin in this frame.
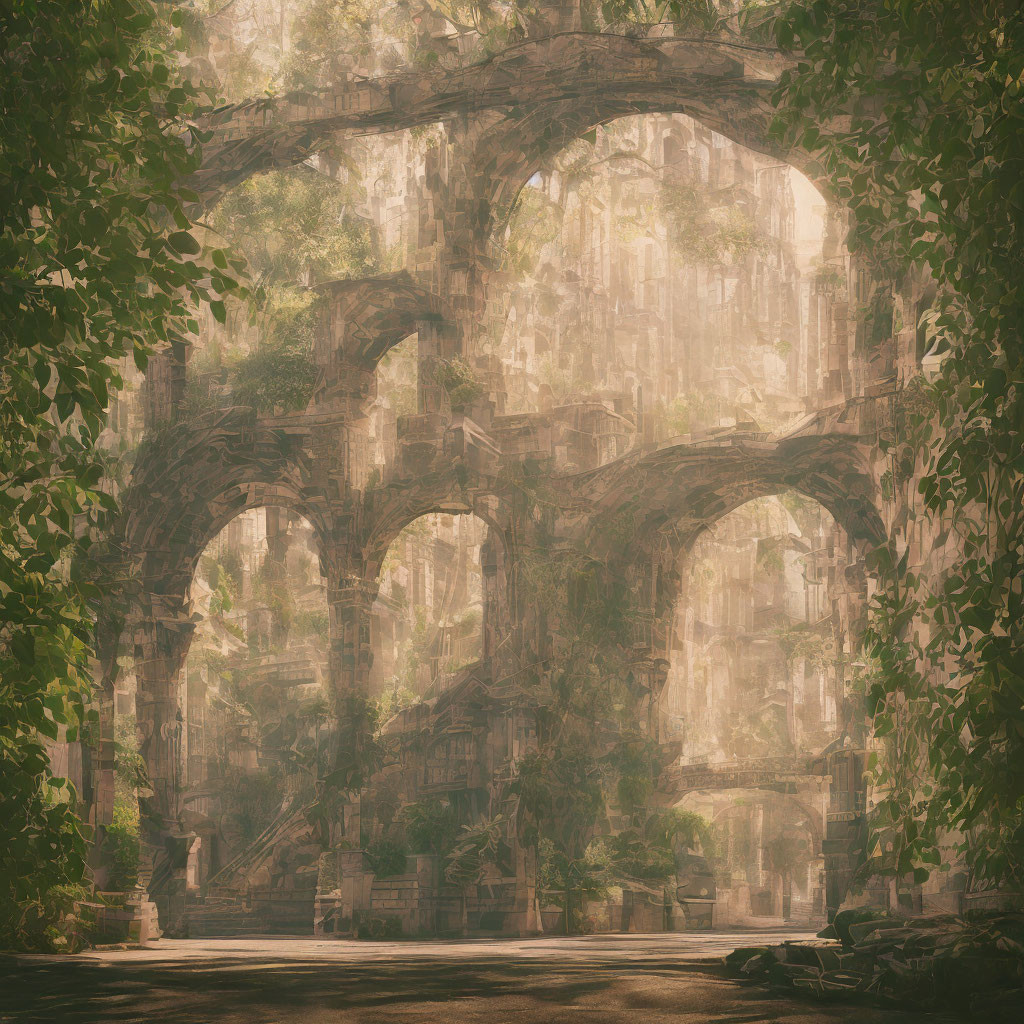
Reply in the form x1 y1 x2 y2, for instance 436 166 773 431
54 21 962 941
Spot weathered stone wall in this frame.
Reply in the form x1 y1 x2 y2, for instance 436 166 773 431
76 10 922 937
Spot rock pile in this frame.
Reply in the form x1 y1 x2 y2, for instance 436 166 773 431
724 909 1024 1019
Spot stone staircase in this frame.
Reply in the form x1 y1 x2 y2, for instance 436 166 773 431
186 893 268 937
185 887 317 936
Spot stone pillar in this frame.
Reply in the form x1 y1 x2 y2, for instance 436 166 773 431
327 576 379 703
416 317 454 419
314 574 381 935
311 358 377 496
84 684 117 890
429 120 505 365
78 596 123 888
134 593 195 935
312 286 384 492
142 330 193 430
820 747 868 920
324 575 381 836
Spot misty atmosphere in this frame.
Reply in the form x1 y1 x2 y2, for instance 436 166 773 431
2 2 1023 1022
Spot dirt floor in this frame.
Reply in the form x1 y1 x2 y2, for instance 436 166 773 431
0 932 960 1024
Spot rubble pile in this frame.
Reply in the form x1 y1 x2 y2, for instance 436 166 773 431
724 909 1024 1018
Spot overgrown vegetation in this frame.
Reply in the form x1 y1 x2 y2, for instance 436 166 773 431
500 462 720 931
7 0 1024 952
0 0 232 947
769 0 1024 891
659 182 771 266
431 357 486 411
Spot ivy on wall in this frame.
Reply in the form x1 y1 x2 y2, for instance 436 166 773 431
769 0 1024 890
0 0 235 945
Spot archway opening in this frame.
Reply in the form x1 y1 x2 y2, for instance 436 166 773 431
372 511 489 712
673 789 824 927
659 490 855 928
496 114 834 449
188 507 327 896
113 506 330 932
369 332 419 472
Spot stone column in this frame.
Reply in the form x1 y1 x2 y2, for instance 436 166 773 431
315 574 381 935
79 597 125 889
819 747 869 920
84 684 117 889
416 317 455 419
429 120 507 366
310 358 377 496
324 575 381 835
134 591 196 935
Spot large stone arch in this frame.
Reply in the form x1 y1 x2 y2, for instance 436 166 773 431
362 475 507 581
118 22 907 938
472 94 833 250
620 434 879 921
123 409 325 600
119 410 332 927
192 33 800 203
578 431 884 567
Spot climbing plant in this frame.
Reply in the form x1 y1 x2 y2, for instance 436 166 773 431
769 0 1024 889
0 0 233 943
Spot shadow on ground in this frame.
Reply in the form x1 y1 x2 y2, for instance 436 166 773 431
0 950 960 1024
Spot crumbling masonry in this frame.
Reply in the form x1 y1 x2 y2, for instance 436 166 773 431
68 26 954 939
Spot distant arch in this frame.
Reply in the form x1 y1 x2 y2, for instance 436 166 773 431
313 273 452 371
577 433 885 568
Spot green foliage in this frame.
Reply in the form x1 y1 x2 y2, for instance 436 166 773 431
588 0 723 32
537 836 610 924
388 605 431 692
445 815 507 887
221 770 285 848
213 168 378 286
652 808 718 860
502 186 563 275
755 536 785 575
654 391 714 437
607 735 665 817
431 357 485 411
506 476 662 914
230 344 319 414
377 685 418 722
200 164 381 418
605 808 717 886
366 835 409 877
402 798 461 857
105 799 141 892
279 0 377 93
201 554 240 616
605 829 675 881
0 0 232 936
763 832 811 880
108 723 144 893
512 749 606 861
771 0 1024 888
0 883 93 954
309 692 387 843
293 608 330 641
659 181 770 266
774 623 832 670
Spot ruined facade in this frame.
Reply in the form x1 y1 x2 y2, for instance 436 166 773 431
64 8 960 941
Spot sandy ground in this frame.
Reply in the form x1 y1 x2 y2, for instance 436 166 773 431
1 931 958 1024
